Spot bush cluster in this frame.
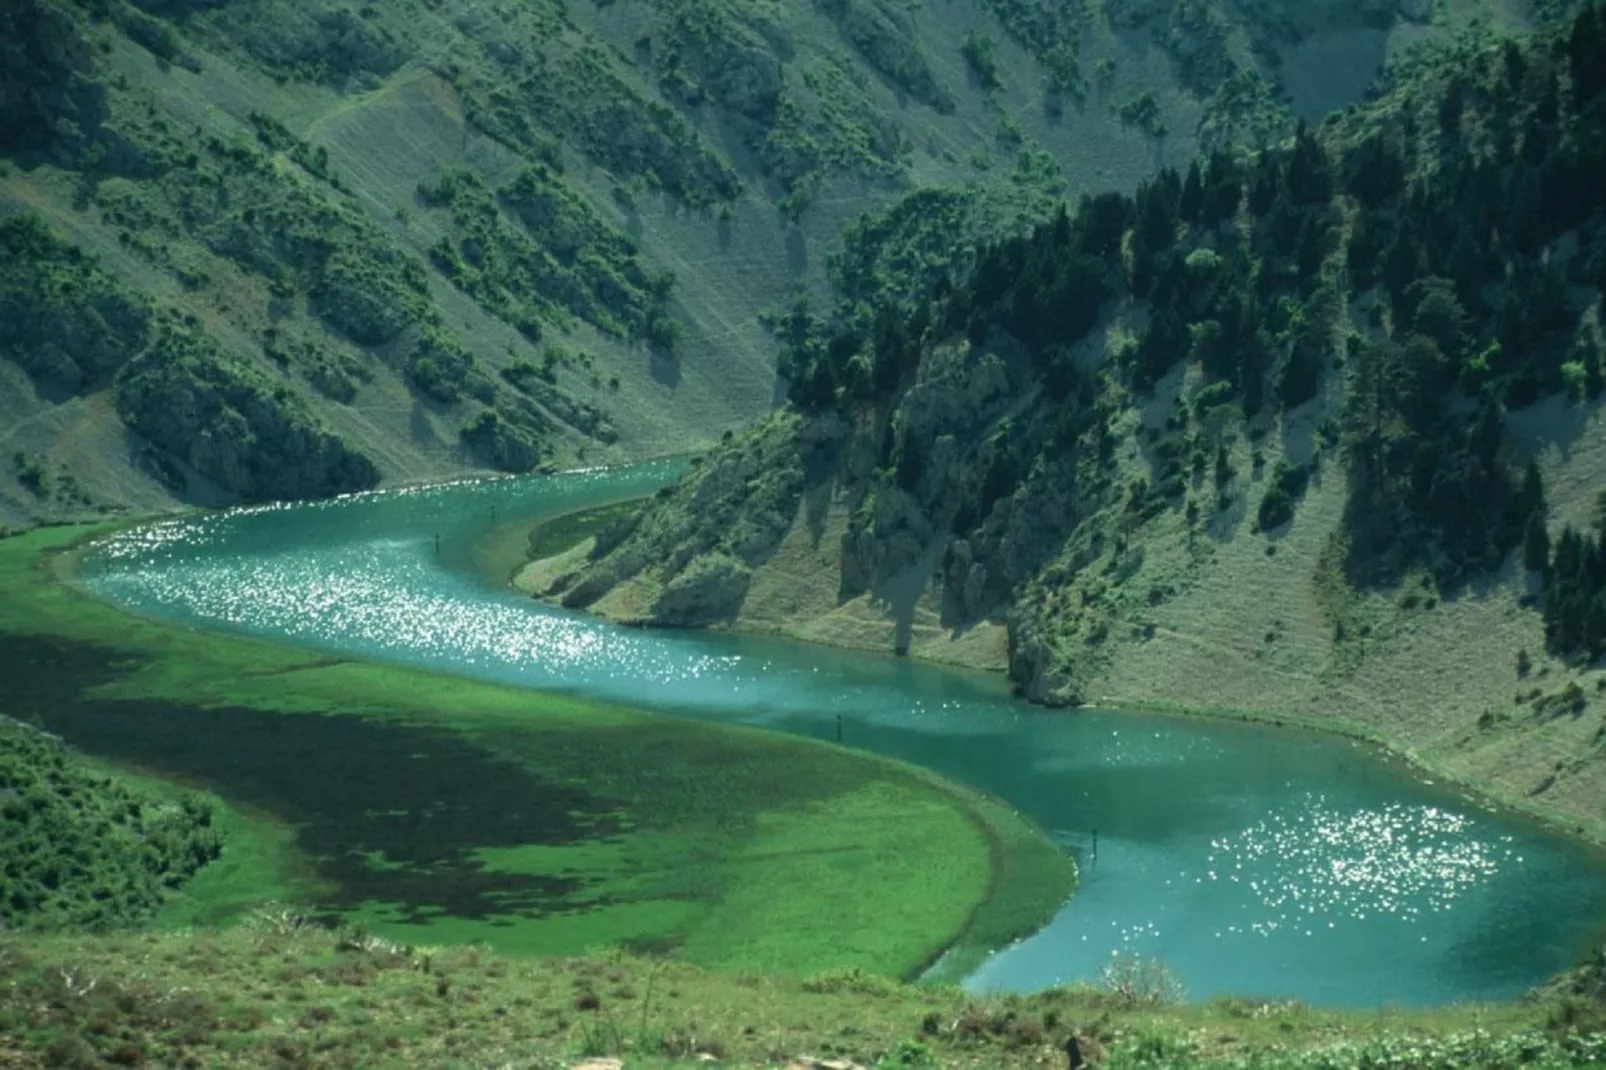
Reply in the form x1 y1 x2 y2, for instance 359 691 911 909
418 166 677 348
0 717 222 932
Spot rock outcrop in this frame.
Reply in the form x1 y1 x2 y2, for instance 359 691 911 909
116 327 379 502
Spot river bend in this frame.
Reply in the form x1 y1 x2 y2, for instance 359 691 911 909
82 462 1606 1006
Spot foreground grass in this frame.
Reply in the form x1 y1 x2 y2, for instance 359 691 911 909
0 524 1073 979
2 916 1602 1070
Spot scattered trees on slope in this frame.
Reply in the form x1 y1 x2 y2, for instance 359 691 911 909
780 2 1606 594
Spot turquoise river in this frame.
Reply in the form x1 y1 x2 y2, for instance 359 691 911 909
82 461 1606 1007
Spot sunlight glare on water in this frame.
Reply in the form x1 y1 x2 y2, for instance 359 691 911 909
81 465 1606 1007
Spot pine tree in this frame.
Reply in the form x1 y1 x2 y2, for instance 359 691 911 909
1525 511 1551 572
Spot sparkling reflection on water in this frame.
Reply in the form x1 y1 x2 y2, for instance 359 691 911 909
82 464 1606 1006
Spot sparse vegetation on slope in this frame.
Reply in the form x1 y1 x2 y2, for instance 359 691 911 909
0 213 150 396
116 319 380 501
3 0 1577 526
2 210 380 502
418 165 680 349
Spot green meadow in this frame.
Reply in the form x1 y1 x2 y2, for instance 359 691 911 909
4 529 1606 1067
0 524 1074 979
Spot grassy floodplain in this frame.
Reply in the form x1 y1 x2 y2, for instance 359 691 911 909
0 517 1079 963
0 522 1074 981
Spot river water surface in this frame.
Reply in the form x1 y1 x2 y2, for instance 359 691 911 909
83 462 1606 1006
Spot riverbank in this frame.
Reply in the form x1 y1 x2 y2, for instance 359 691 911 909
515 492 1606 865
513 492 1012 674
0 523 1075 980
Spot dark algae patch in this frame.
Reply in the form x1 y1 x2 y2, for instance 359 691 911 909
0 524 1069 975
0 634 622 927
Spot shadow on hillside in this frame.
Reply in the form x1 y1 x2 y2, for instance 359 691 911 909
785 227 808 275
649 346 681 388
1507 394 1602 463
869 539 947 656
803 470 836 546
409 399 438 445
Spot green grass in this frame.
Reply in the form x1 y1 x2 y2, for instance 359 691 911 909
920 787 1077 983
2 918 1599 1069
525 498 644 560
0 524 1074 980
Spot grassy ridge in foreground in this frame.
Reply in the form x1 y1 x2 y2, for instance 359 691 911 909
3 919 1603 1069
0 524 1073 979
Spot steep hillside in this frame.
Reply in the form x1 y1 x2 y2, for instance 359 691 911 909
530 3 1606 836
0 0 1549 527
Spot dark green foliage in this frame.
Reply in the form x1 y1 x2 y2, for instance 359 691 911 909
1213 444 1233 490
976 0 1081 90
784 191 1119 411
419 167 677 346
501 356 557 392
105 122 434 349
260 329 367 404
461 39 741 208
12 452 48 496
1573 5 1606 104
1544 521 1606 658
116 320 380 502
776 1 1606 597
1118 92 1167 138
246 111 341 186
1526 510 1552 571
1343 335 1534 582
960 31 1001 91
1343 133 1407 208
0 0 106 159
0 213 152 393
138 0 404 88
408 331 482 406
645 3 784 124
312 245 428 347
1323 0 1606 580
816 0 955 114
460 409 543 473
0 716 221 932
1256 461 1309 531
777 185 1061 410
1275 338 1324 409
757 52 912 199
961 203 1114 356
0 212 381 502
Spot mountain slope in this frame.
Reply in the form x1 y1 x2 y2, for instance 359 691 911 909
529 2 1606 835
0 0 1550 527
